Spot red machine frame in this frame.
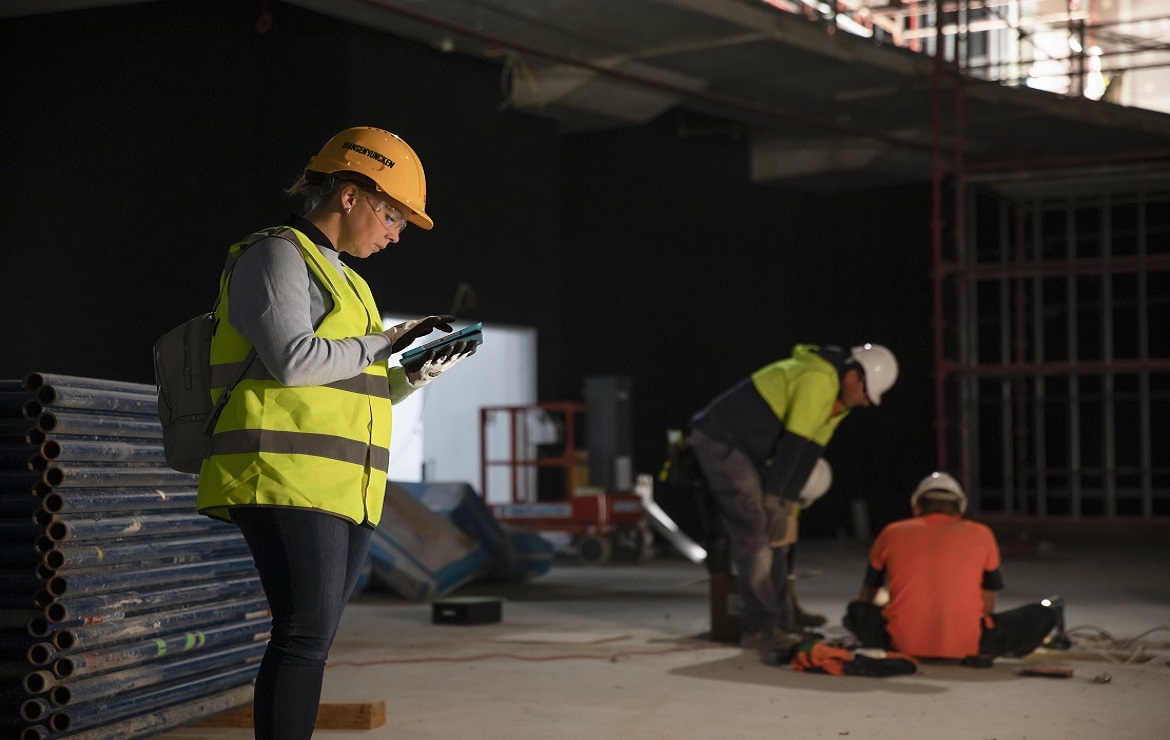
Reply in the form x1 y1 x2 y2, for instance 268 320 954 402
479 402 647 562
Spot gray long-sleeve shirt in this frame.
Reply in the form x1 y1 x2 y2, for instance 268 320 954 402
226 219 415 403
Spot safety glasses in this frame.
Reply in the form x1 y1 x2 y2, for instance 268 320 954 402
364 192 408 232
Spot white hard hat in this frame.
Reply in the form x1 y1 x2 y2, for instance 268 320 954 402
798 458 833 508
851 343 899 405
910 471 968 514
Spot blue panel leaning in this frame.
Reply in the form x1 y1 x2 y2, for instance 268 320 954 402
368 482 493 601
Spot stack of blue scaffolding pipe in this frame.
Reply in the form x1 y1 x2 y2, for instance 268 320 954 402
0 373 269 739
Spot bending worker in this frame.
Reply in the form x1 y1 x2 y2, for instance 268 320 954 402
843 472 1061 664
196 126 475 739
688 343 898 653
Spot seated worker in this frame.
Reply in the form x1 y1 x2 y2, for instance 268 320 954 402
843 472 1061 663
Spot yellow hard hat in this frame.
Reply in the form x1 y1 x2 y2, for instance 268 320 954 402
306 127 433 230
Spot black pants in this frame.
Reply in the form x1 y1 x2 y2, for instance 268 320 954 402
233 507 373 740
844 600 1058 659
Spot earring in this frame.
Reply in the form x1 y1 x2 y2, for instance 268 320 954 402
345 206 352 214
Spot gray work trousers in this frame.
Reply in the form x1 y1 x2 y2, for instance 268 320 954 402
689 428 792 636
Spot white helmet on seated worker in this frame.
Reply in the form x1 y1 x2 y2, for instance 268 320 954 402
306 126 433 230
850 343 898 405
798 458 832 508
910 471 968 515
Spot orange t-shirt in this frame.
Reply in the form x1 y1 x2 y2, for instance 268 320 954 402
869 513 1000 659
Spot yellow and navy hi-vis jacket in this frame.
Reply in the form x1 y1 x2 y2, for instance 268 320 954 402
196 227 392 526
690 344 849 501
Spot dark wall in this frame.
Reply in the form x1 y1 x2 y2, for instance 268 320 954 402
1 1 937 532
0 0 563 395
560 117 936 533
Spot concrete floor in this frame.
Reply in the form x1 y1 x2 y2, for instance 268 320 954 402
164 539 1170 740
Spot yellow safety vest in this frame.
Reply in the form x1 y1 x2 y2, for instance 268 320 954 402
751 344 848 447
196 227 392 526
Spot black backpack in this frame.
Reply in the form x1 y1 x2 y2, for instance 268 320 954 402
152 229 295 473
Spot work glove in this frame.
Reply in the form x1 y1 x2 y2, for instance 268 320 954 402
384 314 455 353
798 459 833 509
405 341 477 388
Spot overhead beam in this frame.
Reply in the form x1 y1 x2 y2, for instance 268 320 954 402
751 130 933 181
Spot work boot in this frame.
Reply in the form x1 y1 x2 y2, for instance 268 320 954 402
738 629 771 651
960 655 995 668
793 605 828 628
1041 595 1072 650
787 576 827 628
740 627 805 654
759 628 808 665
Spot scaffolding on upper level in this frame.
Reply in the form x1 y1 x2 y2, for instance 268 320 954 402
765 0 1170 115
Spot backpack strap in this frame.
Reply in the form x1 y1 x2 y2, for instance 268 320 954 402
202 227 302 434
212 226 300 314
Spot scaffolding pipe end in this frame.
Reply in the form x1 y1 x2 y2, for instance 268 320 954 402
49 684 71 707
23 669 56 694
20 697 50 722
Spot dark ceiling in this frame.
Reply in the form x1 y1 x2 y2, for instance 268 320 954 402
9 0 1170 191
287 0 1170 191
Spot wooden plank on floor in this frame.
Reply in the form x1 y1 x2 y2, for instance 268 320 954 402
197 701 386 730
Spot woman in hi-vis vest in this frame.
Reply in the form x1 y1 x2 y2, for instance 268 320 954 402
196 127 476 739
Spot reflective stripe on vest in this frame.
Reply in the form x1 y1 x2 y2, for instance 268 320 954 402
207 362 392 399
196 227 392 526
210 429 391 471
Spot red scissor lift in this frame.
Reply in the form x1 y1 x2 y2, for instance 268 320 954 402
479 402 649 564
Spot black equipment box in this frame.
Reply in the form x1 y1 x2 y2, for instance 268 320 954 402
432 596 503 625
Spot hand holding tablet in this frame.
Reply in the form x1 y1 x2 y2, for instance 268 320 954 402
400 322 484 367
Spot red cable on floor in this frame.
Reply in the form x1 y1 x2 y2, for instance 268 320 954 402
328 644 733 668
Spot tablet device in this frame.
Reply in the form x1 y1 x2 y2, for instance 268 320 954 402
400 321 483 365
